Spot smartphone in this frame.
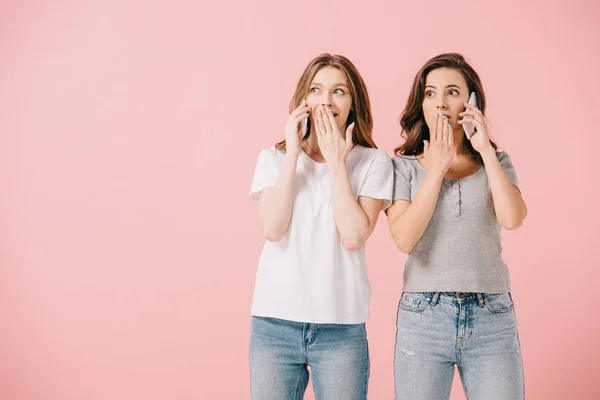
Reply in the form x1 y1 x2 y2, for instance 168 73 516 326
300 99 309 137
463 92 477 140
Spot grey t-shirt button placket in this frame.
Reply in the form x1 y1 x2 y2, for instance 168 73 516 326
452 180 461 217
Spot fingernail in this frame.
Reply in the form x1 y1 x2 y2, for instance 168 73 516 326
443 115 447 120
448 124 451 129
435 114 438 119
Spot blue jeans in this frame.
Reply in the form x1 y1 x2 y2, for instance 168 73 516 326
249 316 369 400
394 292 524 400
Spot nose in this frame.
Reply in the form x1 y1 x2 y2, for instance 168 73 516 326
436 95 447 110
320 92 333 107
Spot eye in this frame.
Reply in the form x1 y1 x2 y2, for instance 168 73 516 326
309 87 320 93
448 89 459 96
334 88 345 95
425 91 435 97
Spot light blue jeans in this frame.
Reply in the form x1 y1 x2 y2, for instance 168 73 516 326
394 292 525 400
249 316 369 400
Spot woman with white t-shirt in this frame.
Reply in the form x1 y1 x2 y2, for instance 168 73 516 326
248 53 393 400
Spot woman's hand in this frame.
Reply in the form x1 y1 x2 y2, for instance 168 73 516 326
423 112 454 176
284 101 310 156
314 105 354 165
458 103 493 153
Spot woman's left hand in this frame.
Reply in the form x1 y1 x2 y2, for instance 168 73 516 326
458 103 493 153
315 105 355 165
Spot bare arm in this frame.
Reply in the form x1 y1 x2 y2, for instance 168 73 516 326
257 102 310 241
387 170 444 253
258 153 299 241
328 161 384 251
480 148 528 230
387 112 454 253
459 103 527 230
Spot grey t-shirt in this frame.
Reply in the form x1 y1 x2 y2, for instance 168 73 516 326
392 151 519 293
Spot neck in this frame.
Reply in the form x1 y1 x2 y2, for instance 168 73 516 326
302 134 325 161
452 132 472 157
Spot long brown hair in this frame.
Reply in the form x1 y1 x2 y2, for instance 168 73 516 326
276 53 376 151
395 53 497 163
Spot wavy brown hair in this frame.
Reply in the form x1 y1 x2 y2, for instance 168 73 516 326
276 53 376 151
395 53 497 163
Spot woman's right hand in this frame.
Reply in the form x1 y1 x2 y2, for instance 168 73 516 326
285 101 310 156
423 112 454 176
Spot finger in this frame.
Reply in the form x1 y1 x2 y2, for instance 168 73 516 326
463 102 482 113
431 112 440 141
448 123 454 147
292 101 309 115
293 108 310 123
314 109 324 137
458 110 484 123
320 106 333 136
442 116 449 144
324 106 338 136
438 113 448 143
314 108 323 137
294 99 309 111
345 122 355 150
423 140 430 155
463 103 485 119
457 116 484 127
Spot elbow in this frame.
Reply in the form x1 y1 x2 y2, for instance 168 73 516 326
499 209 527 231
261 226 286 242
342 234 367 252
500 216 525 230
264 232 284 242
343 241 363 252
396 242 414 254
499 201 528 230
392 236 414 254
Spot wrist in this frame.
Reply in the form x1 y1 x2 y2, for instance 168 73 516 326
327 159 347 173
479 146 497 162
428 169 446 182
285 150 300 162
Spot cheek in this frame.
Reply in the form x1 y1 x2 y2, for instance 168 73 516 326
423 105 435 121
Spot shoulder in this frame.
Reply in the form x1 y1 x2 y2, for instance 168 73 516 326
257 146 285 162
348 146 391 170
352 145 389 160
391 154 419 169
496 150 510 161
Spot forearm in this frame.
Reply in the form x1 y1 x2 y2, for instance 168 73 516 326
480 147 527 229
389 171 444 253
328 162 371 250
259 153 299 241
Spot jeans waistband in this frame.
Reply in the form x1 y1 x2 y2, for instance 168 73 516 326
428 292 485 306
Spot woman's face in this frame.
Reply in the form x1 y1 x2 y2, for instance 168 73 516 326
422 68 471 134
306 66 353 133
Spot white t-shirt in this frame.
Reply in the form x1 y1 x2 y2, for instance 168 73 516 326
249 145 393 324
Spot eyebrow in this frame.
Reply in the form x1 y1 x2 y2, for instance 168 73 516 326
425 84 462 89
310 82 349 88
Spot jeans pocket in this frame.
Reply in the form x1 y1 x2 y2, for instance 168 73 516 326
483 292 514 313
398 292 429 313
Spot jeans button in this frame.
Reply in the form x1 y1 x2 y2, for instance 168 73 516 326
458 293 466 300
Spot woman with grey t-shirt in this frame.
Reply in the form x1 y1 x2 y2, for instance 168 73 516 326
387 53 528 400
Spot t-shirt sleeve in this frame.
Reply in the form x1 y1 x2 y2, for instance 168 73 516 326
249 148 280 203
392 156 412 202
358 150 394 211
497 151 519 191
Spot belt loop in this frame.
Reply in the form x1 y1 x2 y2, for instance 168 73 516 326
476 293 484 307
430 292 440 306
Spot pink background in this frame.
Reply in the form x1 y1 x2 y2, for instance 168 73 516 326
1 0 599 398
